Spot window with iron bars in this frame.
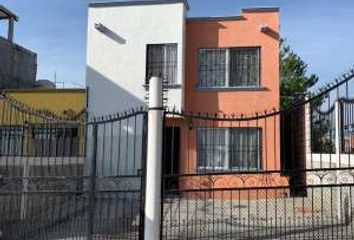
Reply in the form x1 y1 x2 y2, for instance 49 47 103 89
198 47 260 88
146 43 178 86
197 127 262 171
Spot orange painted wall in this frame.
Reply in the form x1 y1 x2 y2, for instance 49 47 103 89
168 9 285 198
184 10 280 114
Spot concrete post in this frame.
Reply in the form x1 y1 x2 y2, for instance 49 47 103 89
8 18 14 42
144 77 163 240
335 100 345 222
304 99 312 169
335 100 342 164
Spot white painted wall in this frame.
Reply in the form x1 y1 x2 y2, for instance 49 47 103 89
86 2 186 117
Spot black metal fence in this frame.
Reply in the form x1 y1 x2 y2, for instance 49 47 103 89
0 93 147 240
1 67 354 240
85 110 147 240
161 68 354 239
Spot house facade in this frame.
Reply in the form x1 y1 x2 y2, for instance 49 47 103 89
86 0 286 195
86 0 187 116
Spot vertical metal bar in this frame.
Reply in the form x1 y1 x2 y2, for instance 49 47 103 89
160 112 166 240
139 113 148 240
20 158 29 220
88 124 98 240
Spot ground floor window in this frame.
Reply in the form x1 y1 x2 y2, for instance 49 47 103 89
197 127 261 171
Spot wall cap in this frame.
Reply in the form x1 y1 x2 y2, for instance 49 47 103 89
242 7 279 13
187 16 245 22
89 0 189 11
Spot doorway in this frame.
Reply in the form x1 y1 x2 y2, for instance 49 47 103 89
163 127 180 191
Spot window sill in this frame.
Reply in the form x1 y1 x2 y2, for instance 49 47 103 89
197 167 262 173
197 86 268 92
143 84 182 89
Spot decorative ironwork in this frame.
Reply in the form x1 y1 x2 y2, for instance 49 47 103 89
1 66 354 239
162 67 354 239
0 103 147 240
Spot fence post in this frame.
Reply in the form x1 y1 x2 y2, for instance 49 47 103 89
335 100 342 164
144 77 163 240
88 124 98 240
20 160 29 220
335 100 345 222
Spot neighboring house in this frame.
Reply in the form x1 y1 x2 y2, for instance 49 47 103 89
0 89 86 223
0 5 37 89
0 89 86 158
0 5 58 89
86 0 285 195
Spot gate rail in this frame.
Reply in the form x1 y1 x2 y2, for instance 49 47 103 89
0 92 148 240
161 67 354 239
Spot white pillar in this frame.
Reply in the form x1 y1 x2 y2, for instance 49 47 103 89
335 100 344 222
335 100 341 163
144 77 163 240
304 100 312 169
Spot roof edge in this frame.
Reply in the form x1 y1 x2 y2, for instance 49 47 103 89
187 16 245 22
0 5 19 21
0 36 36 56
4 88 86 93
242 7 279 13
89 0 189 11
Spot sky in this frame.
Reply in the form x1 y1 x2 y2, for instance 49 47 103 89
1 0 354 88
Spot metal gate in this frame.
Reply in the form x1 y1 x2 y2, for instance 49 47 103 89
2 68 354 240
0 93 147 240
161 69 354 239
85 109 147 240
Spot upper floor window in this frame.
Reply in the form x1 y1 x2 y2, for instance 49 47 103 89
198 127 261 171
198 47 260 88
146 44 178 86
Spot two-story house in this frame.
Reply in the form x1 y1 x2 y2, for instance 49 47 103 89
86 0 285 196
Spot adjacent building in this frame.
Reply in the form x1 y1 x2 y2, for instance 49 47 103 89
0 89 86 157
0 5 38 89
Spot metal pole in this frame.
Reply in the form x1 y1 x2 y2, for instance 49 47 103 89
20 159 29 220
144 77 163 240
88 124 98 240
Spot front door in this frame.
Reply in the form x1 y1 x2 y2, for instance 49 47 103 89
163 127 180 191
